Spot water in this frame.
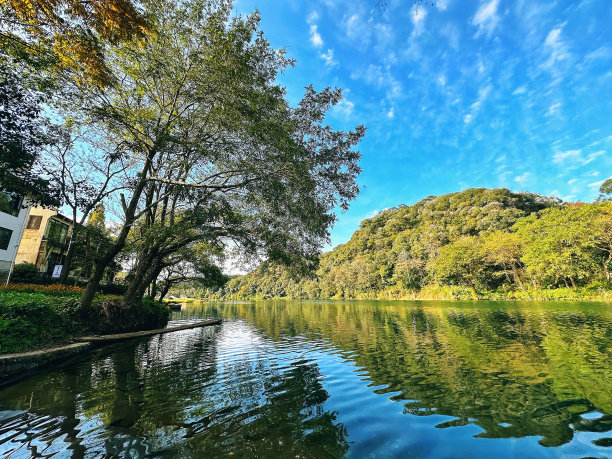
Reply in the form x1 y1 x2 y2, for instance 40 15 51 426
0 300 610 458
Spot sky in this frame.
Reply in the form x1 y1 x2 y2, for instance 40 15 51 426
232 0 612 250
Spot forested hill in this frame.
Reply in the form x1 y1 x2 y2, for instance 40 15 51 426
205 188 612 300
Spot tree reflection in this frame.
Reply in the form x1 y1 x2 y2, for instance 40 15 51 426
0 322 348 457
196 300 611 447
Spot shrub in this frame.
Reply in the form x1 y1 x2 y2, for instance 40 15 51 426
0 283 84 296
83 297 170 335
0 291 170 354
9 262 40 283
0 292 77 353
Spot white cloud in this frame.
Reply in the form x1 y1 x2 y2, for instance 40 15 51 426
307 11 319 24
387 107 394 119
320 48 338 68
333 98 355 118
472 0 500 38
514 172 531 185
552 149 582 164
344 13 371 44
464 84 492 124
436 0 449 11
589 180 605 188
547 102 561 116
543 26 570 71
512 86 527 95
411 4 427 36
309 24 323 48
552 149 605 166
585 150 605 164
440 23 460 50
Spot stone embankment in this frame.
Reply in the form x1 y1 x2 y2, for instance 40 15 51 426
0 319 222 387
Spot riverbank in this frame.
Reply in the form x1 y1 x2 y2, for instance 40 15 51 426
0 284 170 354
197 284 612 302
0 320 222 386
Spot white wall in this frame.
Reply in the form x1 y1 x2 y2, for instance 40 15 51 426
0 200 30 284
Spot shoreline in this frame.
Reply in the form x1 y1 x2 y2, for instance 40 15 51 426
0 320 222 387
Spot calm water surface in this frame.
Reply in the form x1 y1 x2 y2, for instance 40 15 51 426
0 300 611 458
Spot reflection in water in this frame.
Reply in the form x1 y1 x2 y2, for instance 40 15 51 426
0 300 610 457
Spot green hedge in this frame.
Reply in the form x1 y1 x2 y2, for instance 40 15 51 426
0 292 170 354
0 293 77 354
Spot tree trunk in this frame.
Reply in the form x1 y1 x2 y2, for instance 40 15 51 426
124 259 164 306
150 278 158 299
123 249 156 306
80 154 154 311
511 264 524 290
59 226 79 284
159 286 170 302
603 252 611 288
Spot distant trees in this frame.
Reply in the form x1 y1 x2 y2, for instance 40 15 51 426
514 206 601 288
430 236 485 296
217 189 612 300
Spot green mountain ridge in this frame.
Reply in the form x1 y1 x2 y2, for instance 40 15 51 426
201 188 612 300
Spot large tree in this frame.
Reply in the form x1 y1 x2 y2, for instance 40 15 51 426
0 62 58 206
0 0 150 86
72 0 364 309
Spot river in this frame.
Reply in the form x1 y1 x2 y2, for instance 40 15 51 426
0 300 610 457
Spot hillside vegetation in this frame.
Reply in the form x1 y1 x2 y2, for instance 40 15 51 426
197 188 612 300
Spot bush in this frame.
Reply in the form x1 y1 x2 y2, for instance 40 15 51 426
9 262 40 283
0 292 77 353
0 291 170 354
85 297 170 334
0 283 84 296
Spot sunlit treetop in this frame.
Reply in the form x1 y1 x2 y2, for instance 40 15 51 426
0 0 150 86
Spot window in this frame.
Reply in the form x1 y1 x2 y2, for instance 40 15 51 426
26 215 43 230
46 219 68 245
0 227 13 251
0 192 23 217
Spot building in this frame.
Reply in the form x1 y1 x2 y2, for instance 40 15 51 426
0 192 30 284
15 206 73 277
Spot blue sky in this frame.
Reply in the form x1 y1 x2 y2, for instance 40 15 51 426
234 0 612 249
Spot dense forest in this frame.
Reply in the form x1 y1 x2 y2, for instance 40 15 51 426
195 188 612 300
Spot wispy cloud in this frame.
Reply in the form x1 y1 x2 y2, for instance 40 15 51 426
411 4 427 36
472 0 500 38
464 84 492 124
333 97 355 118
552 149 604 166
320 48 338 68
307 10 323 48
514 172 531 185
309 24 323 47
546 102 562 116
543 25 570 71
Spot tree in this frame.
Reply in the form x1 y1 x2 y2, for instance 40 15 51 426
0 63 58 205
73 0 364 309
482 231 525 289
586 203 612 287
514 206 600 288
599 178 612 201
429 236 486 296
42 126 127 283
0 0 150 86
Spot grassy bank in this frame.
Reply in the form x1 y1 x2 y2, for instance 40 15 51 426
0 284 170 354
